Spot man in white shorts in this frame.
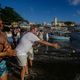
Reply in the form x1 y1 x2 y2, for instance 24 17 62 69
15 26 60 80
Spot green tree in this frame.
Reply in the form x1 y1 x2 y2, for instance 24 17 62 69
1 6 24 25
64 21 75 26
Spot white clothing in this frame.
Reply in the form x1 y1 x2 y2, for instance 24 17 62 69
16 52 27 66
46 33 49 41
16 48 34 66
6 32 12 37
16 32 40 66
28 48 34 60
39 32 44 40
16 32 40 55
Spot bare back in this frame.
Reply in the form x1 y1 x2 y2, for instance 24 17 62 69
0 31 8 52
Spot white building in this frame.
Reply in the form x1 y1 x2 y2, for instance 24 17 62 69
54 17 58 26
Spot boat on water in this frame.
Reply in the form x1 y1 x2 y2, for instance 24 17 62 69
35 31 80 63
50 31 70 41
52 35 70 41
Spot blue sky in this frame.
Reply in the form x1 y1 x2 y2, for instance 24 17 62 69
0 0 80 23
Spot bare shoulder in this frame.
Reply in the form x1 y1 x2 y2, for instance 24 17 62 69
0 32 9 46
2 32 7 38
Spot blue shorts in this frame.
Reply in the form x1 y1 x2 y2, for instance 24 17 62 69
0 60 7 77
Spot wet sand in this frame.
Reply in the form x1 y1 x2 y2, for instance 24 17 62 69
30 57 80 80
29 46 80 80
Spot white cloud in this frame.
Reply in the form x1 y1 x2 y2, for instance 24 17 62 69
69 0 80 6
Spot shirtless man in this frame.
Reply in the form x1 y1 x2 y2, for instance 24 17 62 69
0 20 15 80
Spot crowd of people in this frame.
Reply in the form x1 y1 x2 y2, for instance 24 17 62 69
0 19 60 80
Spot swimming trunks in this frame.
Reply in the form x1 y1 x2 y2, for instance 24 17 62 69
0 60 7 77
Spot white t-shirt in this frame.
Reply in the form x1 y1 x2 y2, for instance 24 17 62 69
16 32 40 55
39 32 44 40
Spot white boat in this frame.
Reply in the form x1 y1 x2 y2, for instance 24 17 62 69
50 31 70 41
52 35 70 41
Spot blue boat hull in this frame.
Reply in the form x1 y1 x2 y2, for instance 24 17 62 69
52 36 70 41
